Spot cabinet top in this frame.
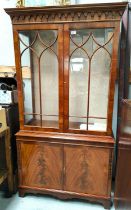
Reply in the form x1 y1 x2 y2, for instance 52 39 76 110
5 2 128 25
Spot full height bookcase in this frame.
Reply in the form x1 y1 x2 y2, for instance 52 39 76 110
5 2 127 209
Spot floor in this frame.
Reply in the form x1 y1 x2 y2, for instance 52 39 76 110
0 192 115 210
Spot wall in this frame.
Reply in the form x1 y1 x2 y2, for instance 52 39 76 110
0 0 16 66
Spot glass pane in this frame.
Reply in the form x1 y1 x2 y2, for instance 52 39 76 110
19 30 59 128
42 116 58 128
69 49 89 117
89 29 114 119
39 31 58 128
69 117 107 131
105 30 114 54
69 28 114 131
20 33 33 116
88 118 107 131
40 49 58 117
89 48 111 118
24 115 58 128
24 114 40 126
69 117 87 130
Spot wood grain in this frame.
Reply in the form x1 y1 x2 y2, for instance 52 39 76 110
64 145 110 196
5 2 127 25
20 141 63 190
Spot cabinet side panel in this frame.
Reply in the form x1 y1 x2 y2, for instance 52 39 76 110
115 146 131 210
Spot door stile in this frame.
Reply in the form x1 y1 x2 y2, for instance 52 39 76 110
63 24 70 131
13 29 25 130
58 25 64 130
107 22 120 135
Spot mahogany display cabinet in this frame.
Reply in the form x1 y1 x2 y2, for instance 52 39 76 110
5 2 127 209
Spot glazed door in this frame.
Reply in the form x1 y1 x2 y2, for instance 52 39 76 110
19 141 63 190
14 24 64 132
63 22 119 135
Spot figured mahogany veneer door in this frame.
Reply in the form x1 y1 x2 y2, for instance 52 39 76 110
64 145 111 196
19 142 63 190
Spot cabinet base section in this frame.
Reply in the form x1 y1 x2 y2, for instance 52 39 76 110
18 186 112 209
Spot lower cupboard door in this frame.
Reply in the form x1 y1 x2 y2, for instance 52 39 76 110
64 145 111 196
19 142 63 190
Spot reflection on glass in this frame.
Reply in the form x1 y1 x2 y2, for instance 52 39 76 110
89 48 110 118
121 100 131 135
69 49 89 118
19 30 59 128
24 114 40 126
42 116 58 128
88 118 107 131
69 117 87 130
20 33 33 123
40 49 58 119
24 115 58 128
69 28 114 131
69 117 107 131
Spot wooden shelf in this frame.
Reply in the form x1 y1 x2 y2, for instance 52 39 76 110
25 118 107 131
26 119 94 129
0 170 7 185
26 119 58 128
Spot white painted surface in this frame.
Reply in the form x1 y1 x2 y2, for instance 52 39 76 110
0 0 16 65
0 192 115 210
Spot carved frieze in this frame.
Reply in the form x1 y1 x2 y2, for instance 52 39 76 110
5 3 127 25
